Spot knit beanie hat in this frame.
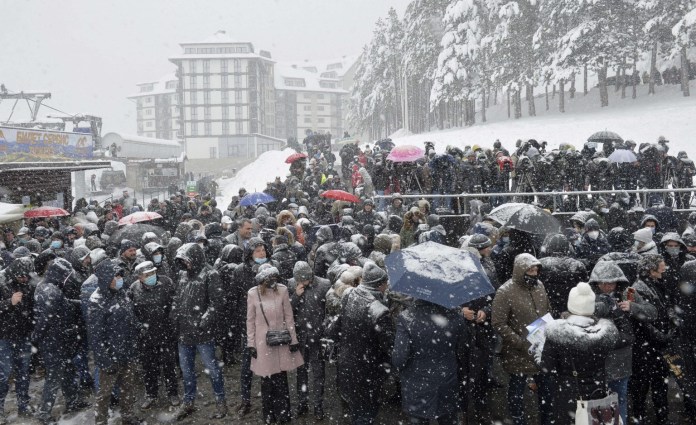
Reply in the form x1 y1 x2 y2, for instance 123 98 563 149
567 282 596 316
633 228 653 244
361 261 388 288
293 261 313 281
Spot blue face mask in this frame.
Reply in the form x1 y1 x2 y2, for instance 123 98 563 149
144 274 157 286
114 277 124 290
152 254 162 264
254 257 267 265
50 240 62 249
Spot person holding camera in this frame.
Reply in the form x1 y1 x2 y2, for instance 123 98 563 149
247 265 303 424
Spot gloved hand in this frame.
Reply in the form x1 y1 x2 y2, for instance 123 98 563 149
248 347 257 359
289 344 300 353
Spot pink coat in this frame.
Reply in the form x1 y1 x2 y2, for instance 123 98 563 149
246 284 304 377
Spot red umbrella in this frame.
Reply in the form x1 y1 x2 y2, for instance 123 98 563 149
285 152 308 164
320 190 361 203
118 211 163 226
386 145 425 162
24 206 70 218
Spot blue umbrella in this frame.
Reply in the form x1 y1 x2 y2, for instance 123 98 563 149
385 241 495 309
239 192 275 206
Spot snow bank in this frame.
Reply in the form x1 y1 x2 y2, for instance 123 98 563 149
216 148 294 208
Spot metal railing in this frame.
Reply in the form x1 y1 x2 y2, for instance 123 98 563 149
374 187 696 215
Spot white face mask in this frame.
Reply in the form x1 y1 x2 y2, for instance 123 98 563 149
587 231 600 240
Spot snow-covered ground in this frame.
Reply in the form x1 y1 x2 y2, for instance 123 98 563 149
217 83 696 208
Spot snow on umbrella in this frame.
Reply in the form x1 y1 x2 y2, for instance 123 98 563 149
608 149 637 163
375 139 395 152
23 206 70 218
386 145 425 163
385 241 495 309
108 223 164 246
320 190 360 203
588 130 623 144
118 211 163 226
487 203 561 234
239 192 276 206
285 152 308 164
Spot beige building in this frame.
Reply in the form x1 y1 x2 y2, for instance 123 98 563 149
128 74 180 140
168 31 282 160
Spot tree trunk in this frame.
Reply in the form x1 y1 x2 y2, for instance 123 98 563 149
649 40 658 95
470 99 476 125
494 87 498 105
526 83 536 117
552 84 556 98
507 89 511 118
481 90 487 123
621 58 627 99
632 63 637 99
514 90 522 119
570 72 576 99
681 46 691 97
615 66 621 92
545 85 549 111
559 78 565 113
438 102 445 130
584 64 588 95
598 62 609 107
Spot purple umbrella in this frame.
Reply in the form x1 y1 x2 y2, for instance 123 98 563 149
386 145 425 162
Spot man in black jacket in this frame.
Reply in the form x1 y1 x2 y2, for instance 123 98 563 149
287 261 331 420
129 261 179 409
0 258 36 422
171 243 227 420
328 261 394 425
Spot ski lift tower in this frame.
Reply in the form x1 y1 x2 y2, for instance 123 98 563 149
0 84 52 122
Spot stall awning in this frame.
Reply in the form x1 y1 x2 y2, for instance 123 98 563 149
0 160 111 173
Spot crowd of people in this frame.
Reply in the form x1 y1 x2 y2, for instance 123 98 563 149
0 137 696 425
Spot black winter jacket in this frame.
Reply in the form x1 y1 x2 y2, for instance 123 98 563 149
0 258 36 341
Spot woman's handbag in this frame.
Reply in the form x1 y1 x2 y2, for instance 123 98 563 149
571 359 622 425
257 290 292 346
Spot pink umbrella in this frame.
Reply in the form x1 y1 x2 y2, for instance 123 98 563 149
386 145 425 162
118 211 163 226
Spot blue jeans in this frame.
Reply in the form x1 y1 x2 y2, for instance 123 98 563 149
178 341 225 404
609 377 629 425
0 339 32 411
508 373 553 425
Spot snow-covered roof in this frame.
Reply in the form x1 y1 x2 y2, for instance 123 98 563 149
180 30 241 45
102 132 182 147
274 63 348 94
128 72 178 98
169 52 274 62
286 55 360 79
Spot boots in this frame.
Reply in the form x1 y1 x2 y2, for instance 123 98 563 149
174 402 196 421
209 400 228 419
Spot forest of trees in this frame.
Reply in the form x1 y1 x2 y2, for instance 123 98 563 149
347 0 696 140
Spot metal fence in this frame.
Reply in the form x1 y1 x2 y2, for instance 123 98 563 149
374 187 696 215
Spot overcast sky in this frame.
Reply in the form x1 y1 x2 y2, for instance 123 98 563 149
1 0 408 134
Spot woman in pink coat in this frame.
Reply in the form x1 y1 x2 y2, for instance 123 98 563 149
247 265 304 423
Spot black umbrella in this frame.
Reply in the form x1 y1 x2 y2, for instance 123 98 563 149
108 223 165 247
588 131 623 144
488 203 561 235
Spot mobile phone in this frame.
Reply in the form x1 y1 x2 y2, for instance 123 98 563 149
626 287 636 302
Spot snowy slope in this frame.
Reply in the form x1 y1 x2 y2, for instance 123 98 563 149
216 84 695 208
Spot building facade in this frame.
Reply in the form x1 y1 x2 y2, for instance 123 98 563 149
128 74 180 140
168 31 280 160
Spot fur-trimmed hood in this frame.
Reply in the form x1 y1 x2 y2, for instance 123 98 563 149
544 315 618 350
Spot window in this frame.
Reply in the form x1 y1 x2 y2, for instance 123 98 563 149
284 78 306 87
146 121 153 128
221 90 228 104
190 91 197 104
319 81 337 89
235 90 242 103
203 75 210 89
227 144 239 156
234 74 241 87
204 121 211 135
166 81 177 89
222 121 229 134
203 91 210 104
222 107 229 119
190 61 197 73
236 121 243 134
235 105 243 118
209 147 216 158
327 62 343 70
318 118 325 123
303 105 312 111
145 109 153 115
189 76 196 89
233 59 241 73
184 47 194 54
203 60 210 73
221 60 228 73
140 84 154 92
304 117 312 123
304 93 312 99
317 105 325 111
145 96 153 103
190 122 198 136
204 106 211 119
221 75 228 88
191 107 198 119
317 94 325 99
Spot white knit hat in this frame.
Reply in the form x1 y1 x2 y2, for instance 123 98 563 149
633 228 653 244
567 282 596 316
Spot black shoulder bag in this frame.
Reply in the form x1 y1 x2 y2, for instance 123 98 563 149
257 289 292 346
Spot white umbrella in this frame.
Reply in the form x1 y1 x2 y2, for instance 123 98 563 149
608 149 637 163
0 202 26 225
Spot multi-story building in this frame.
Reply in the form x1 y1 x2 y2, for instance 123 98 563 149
128 73 180 140
168 31 281 160
275 56 358 141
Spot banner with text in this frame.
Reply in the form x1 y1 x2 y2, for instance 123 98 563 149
0 126 94 162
